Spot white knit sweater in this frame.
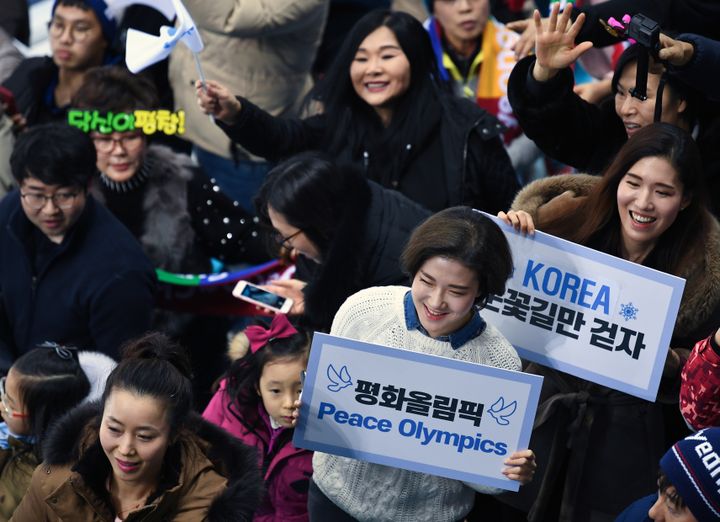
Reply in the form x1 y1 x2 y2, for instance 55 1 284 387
312 286 522 522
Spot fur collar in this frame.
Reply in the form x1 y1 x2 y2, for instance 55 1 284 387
91 145 199 272
42 402 262 521
510 174 720 339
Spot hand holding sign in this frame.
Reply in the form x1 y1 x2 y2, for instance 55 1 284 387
502 449 536 484
498 210 536 235
294 333 543 492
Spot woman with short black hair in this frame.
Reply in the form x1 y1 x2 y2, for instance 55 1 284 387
305 207 535 521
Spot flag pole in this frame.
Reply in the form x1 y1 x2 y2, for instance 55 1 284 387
192 52 215 123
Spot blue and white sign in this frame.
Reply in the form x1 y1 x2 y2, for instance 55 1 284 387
293 333 543 492
483 212 686 401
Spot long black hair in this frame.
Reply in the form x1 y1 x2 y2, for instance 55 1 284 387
255 151 370 259
313 10 444 163
543 123 707 275
13 344 90 458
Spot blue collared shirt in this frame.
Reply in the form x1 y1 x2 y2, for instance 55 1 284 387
403 291 486 350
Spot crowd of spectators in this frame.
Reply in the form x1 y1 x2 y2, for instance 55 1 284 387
2 0 720 520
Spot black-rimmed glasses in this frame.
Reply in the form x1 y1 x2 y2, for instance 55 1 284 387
274 229 303 249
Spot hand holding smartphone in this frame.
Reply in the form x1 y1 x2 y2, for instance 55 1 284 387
232 281 293 314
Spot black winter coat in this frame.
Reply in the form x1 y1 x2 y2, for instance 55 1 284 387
2 57 61 126
0 193 156 369
299 169 431 332
217 94 519 214
507 55 720 215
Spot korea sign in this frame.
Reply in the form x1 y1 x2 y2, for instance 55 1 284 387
483 212 686 401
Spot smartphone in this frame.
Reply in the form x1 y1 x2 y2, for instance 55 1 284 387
232 281 293 314
0 87 19 117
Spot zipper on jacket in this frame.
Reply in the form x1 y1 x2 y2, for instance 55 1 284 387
362 150 369 169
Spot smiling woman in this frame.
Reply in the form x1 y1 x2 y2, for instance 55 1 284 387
496 123 720 520
305 207 536 521
12 333 263 521
196 10 520 214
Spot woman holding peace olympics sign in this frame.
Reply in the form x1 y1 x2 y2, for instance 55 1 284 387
496 123 720 521
292 207 536 522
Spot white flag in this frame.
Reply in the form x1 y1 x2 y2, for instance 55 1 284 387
107 0 204 73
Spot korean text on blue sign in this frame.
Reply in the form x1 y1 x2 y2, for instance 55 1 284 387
481 212 685 401
293 333 543 492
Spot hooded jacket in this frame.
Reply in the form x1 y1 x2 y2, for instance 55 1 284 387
10 403 263 521
497 175 720 521
203 380 312 522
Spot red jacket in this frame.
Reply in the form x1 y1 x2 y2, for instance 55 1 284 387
681 333 720 430
203 380 312 522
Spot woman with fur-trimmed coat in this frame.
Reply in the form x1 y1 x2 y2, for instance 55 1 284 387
90 143 269 272
496 124 720 521
73 67 271 408
11 333 263 522
11 404 260 521
73 66 270 273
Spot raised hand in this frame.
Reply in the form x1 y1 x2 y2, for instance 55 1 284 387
507 15 545 60
532 3 593 82
657 33 695 67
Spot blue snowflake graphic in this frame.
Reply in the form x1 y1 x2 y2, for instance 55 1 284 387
619 302 639 321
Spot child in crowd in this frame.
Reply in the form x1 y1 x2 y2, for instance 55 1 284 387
204 315 312 522
0 344 90 520
616 427 720 521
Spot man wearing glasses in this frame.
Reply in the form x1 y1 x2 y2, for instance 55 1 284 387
1 0 116 126
0 124 155 372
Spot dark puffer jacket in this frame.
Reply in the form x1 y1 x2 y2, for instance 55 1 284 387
299 168 431 332
0 193 155 369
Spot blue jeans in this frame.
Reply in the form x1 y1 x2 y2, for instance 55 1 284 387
193 145 272 214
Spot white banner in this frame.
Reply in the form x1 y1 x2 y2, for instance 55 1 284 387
483 212 685 401
294 333 543 491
